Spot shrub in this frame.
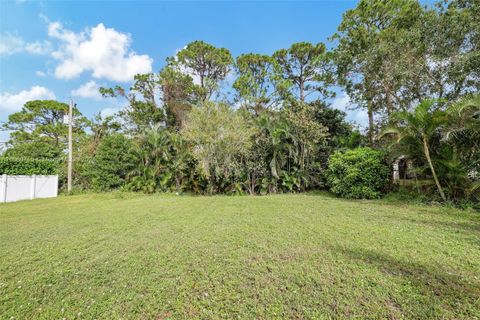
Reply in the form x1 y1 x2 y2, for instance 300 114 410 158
0 157 58 175
326 147 390 199
85 134 136 191
182 102 257 191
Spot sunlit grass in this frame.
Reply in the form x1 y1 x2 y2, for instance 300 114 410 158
1 193 479 319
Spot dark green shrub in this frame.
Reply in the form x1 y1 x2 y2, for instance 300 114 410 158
0 157 58 175
326 147 390 199
86 134 136 191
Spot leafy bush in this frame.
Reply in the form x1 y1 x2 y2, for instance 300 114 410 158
86 134 136 191
0 157 58 175
326 148 390 199
182 102 257 192
124 126 194 194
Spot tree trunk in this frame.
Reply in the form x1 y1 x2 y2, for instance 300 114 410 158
386 89 393 116
175 174 180 193
367 106 374 146
422 135 447 201
299 68 305 102
200 75 208 102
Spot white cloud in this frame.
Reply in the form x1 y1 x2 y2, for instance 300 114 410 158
24 41 52 55
331 93 368 128
331 93 351 111
224 70 237 86
36 70 47 77
71 80 102 100
349 109 369 128
0 86 56 113
0 35 23 55
100 107 121 118
48 21 153 82
0 34 51 56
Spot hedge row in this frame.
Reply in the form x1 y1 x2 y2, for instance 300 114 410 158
0 157 58 175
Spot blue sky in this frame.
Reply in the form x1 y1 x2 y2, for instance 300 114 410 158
0 0 363 139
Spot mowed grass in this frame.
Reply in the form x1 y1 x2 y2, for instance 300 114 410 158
1 193 479 319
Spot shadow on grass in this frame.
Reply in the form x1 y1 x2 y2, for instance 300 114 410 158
405 217 480 233
379 214 480 234
332 245 480 316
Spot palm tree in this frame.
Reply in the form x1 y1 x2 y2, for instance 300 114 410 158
381 99 447 201
127 124 174 193
443 94 480 201
443 94 480 161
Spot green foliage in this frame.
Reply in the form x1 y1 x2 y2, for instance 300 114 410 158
86 134 136 191
3 141 63 159
273 42 334 102
85 41 345 195
443 94 480 176
311 102 352 143
182 102 256 192
333 0 479 144
2 100 88 160
0 157 58 175
100 74 166 132
232 103 342 195
159 66 196 129
125 126 193 194
382 97 480 203
170 40 233 101
338 130 365 149
99 41 234 131
434 152 476 202
381 99 449 201
283 102 328 182
309 101 361 166
233 53 280 114
326 148 390 199
333 0 425 143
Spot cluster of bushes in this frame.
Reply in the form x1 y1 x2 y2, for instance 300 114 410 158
2 91 477 207
70 103 391 200
2 100 477 205
0 157 58 175
69 102 364 196
74 125 389 199
78 136 397 201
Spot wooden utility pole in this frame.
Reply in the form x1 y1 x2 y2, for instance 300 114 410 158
67 99 73 193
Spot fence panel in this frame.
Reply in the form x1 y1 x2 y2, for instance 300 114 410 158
0 175 58 203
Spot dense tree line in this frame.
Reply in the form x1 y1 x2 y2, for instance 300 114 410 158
1 0 478 205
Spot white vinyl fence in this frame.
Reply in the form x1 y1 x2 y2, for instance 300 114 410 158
0 175 58 203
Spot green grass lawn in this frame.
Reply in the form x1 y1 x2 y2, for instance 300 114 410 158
1 193 479 319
